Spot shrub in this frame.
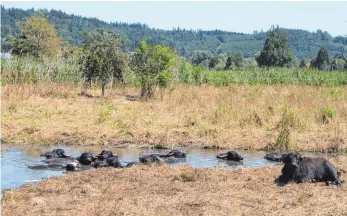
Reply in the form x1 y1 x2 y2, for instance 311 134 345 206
320 107 336 124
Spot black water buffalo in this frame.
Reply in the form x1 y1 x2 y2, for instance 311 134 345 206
264 152 286 162
96 150 114 160
106 156 123 168
28 164 66 170
40 149 74 159
139 154 162 164
77 152 96 165
216 151 243 161
65 161 95 172
92 156 122 168
43 157 76 166
91 150 123 168
159 150 186 158
65 162 81 172
275 152 343 186
156 150 187 164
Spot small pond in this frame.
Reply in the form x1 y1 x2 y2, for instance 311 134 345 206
0 145 338 192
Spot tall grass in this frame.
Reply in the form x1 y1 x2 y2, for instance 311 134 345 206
203 68 347 86
1 56 347 87
1 56 82 86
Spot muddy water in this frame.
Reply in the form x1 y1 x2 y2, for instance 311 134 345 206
0 145 335 192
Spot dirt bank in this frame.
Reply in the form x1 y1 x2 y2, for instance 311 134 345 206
2 158 347 216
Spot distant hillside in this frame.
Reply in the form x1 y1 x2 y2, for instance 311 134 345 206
1 6 347 59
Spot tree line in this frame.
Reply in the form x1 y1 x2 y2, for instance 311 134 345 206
4 13 347 100
2 6 347 59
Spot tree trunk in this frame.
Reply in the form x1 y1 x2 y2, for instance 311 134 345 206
140 80 154 100
101 79 106 97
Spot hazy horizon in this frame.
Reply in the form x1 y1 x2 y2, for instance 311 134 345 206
2 1 347 37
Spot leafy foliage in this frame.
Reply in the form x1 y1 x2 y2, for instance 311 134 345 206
225 52 244 69
7 13 63 57
208 56 220 69
256 26 294 67
331 59 346 71
311 47 330 70
81 29 126 96
131 41 177 99
189 50 214 67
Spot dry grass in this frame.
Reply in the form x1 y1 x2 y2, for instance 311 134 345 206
2 83 347 152
2 158 347 216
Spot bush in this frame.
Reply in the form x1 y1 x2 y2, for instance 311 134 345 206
320 107 336 124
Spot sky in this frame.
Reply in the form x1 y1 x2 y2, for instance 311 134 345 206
2 1 347 36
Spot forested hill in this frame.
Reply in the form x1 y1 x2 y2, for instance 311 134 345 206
1 6 347 59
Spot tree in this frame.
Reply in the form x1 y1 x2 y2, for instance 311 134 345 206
8 13 62 57
311 47 330 70
225 52 244 69
81 29 126 97
189 50 213 67
131 41 177 100
331 59 346 71
256 26 294 67
208 56 220 69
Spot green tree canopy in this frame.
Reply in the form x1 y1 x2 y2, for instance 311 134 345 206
131 41 177 100
189 50 214 67
311 47 330 70
208 56 220 69
81 29 126 97
8 13 62 57
256 26 294 67
225 52 244 69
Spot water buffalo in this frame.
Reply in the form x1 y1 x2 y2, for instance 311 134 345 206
96 150 114 160
43 157 76 165
65 161 95 172
40 149 74 159
66 162 81 172
77 152 96 165
40 149 64 157
90 150 123 168
106 156 123 168
275 152 343 186
28 164 66 170
264 152 286 162
159 150 186 158
139 154 163 164
155 150 187 164
92 155 122 168
216 151 243 161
